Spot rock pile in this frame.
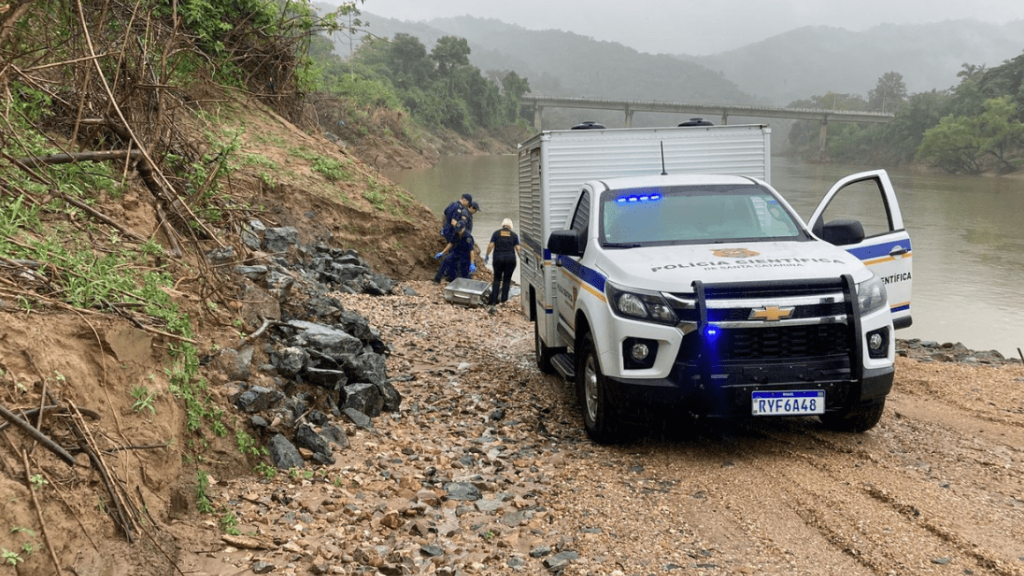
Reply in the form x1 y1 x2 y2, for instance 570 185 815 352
897 338 1022 365
207 222 406 473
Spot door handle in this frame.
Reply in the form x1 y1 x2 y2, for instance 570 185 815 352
889 246 909 257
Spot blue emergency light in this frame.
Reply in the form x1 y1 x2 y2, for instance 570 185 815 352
615 192 663 204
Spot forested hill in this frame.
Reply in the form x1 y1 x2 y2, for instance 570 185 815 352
352 13 1024 110
354 13 752 109
680 20 1024 105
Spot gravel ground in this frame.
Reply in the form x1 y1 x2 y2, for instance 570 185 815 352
176 280 1024 576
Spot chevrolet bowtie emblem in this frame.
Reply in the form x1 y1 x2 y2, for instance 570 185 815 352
750 306 795 321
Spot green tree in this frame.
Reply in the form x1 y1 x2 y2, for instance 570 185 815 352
868 72 907 113
431 36 471 93
500 71 531 122
917 97 1024 174
956 63 987 83
386 33 434 90
917 114 982 174
975 96 1024 171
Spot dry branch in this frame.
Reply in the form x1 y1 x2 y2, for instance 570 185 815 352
0 404 100 433
22 451 65 576
0 401 76 466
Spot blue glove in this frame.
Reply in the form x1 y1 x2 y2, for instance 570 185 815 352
434 252 444 260
470 263 477 274
484 255 490 264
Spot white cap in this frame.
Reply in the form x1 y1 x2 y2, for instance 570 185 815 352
502 218 514 230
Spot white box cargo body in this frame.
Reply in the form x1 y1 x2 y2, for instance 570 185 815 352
518 124 772 350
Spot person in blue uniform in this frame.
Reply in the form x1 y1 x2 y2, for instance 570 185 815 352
484 218 521 306
441 193 472 243
465 201 480 233
433 219 476 282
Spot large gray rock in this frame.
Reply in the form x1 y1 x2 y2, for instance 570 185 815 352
263 226 299 254
233 386 283 413
287 320 363 359
267 434 303 470
340 382 383 417
345 352 388 386
378 380 402 412
444 482 482 502
265 270 294 302
271 346 309 378
294 424 334 465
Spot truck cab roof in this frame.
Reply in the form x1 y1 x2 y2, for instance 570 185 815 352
591 173 760 191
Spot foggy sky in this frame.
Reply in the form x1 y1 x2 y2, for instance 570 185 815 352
349 0 1024 55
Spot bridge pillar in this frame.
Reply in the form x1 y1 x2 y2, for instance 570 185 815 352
625 107 634 128
721 111 729 125
818 119 829 158
534 106 543 132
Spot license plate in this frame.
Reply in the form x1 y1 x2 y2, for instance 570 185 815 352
751 390 825 416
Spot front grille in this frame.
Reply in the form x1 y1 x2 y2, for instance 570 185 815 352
720 324 851 361
672 276 857 365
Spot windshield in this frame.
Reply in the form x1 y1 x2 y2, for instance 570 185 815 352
600 184 806 247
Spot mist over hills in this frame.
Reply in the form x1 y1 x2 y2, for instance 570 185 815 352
348 13 751 127
685 20 1024 104
347 12 1024 110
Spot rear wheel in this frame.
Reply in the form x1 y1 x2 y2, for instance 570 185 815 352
820 398 886 432
578 332 619 443
534 321 555 374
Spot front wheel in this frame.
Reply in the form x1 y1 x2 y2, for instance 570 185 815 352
577 332 620 444
820 398 886 432
534 321 555 374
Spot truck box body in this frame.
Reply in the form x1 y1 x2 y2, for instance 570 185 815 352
517 123 913 442
518 124 772 337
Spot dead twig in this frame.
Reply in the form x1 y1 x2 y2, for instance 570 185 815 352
238 314 271 344
0 404 101 433
0 401 76 466
22 451 65 576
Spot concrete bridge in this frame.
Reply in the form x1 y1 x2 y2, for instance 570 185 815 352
520 95 894 152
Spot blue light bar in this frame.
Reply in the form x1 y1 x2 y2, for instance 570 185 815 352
615 192 663 204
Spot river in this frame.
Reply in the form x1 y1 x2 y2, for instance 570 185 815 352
388 154 1024 359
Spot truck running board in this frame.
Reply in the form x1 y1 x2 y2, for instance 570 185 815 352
551 353 576 381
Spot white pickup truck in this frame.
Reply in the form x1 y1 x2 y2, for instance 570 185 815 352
517 123 913 443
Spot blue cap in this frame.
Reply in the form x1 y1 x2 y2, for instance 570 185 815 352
471 201 481 211
462 193 473 203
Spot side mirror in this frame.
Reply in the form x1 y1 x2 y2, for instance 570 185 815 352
819 219 865 246
548 229 585 257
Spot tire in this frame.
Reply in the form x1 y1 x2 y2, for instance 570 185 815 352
577 332 620 444
534 320 555 374
820 398 886 433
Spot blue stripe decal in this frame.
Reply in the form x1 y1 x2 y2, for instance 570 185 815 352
891 303 910 313
556 255 608 292
846 238 912 260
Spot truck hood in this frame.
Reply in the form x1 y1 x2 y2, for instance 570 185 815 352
594 241 871 291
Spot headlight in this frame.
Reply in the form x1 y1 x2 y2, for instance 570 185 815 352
856 275 888 315
606 282 678 325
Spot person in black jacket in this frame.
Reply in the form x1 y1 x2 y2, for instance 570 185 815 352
484 218 520 307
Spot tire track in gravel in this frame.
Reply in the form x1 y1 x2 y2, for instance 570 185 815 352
695 422 965 576
743 412 1024 576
